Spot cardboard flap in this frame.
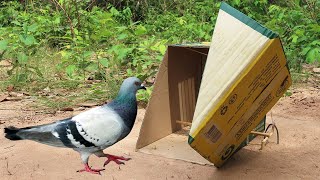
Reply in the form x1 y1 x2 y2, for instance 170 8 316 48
136 51 172 149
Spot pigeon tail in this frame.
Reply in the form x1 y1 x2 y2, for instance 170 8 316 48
4 126 22 140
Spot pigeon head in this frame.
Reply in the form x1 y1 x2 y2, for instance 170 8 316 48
117 77 146 97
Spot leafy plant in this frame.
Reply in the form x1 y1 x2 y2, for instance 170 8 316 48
0 0 319 106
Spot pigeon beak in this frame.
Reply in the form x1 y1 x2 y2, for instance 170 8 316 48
140 84 146 90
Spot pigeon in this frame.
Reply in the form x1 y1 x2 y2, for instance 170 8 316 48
4 77 146 174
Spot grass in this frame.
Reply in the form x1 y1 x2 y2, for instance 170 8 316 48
1 1 318 112
7 79 120 111
0 51 121 111
34 80 120 110
1 50 317 112
1 42 317 112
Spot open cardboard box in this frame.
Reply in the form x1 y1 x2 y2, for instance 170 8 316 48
135 43 266 165
136 44 213 165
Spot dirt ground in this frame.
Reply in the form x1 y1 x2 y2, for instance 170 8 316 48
0 83 319 180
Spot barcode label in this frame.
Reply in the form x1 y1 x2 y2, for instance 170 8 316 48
205 124 222 143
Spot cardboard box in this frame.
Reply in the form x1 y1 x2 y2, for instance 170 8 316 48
188 3 291 167
136 2 291 167
136 43 213 165
135 42 267 165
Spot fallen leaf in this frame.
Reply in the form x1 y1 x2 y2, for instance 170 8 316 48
61 107 74 111
7 85 14 92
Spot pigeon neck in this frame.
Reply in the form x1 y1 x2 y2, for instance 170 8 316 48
108 91 138 129
115 91 136 102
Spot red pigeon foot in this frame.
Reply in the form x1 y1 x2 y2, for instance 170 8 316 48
77 164 105 175
103 154 131 166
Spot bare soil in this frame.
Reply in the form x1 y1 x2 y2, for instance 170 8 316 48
0 84 319 180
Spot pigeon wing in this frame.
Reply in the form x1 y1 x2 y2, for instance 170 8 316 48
71 106 125 149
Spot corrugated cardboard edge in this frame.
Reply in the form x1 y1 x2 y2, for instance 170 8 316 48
220 2 278 38
136 50 173 149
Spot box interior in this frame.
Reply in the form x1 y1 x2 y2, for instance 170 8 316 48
136 46 212 165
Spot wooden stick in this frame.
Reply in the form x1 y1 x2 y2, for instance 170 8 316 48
250 131 272 137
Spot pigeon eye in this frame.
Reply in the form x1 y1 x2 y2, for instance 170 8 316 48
134 81 140 86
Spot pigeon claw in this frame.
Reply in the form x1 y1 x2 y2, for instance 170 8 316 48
77 164 105 175
103 154 131 167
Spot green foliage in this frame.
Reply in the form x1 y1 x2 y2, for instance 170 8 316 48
0 0 319 104
137 86 153 102
261 0 320 70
